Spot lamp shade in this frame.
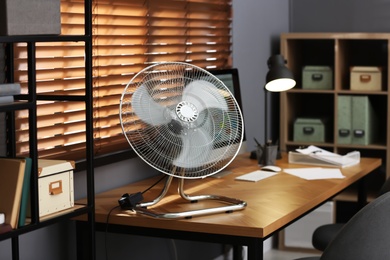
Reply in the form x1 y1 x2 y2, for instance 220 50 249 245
265 55 296 92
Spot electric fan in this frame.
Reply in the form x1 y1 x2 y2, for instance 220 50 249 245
119 62 246 218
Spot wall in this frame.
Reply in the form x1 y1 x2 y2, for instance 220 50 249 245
233 0 290 150
0 1 290 259
290 0 390 32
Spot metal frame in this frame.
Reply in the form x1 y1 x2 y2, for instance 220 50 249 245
135 175 247 219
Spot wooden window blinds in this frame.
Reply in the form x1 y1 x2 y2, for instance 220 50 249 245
13 0 232 161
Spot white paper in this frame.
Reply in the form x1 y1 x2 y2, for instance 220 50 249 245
235 170 278 182
284 167 345 180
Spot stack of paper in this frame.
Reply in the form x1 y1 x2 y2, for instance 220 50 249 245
289 145 360 168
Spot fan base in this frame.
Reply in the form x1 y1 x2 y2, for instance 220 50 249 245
134 196 247 219
133 176 247 219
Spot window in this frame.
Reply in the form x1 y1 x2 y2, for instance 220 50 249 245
12 0 232 162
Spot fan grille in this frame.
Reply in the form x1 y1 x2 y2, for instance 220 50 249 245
120 62 244 179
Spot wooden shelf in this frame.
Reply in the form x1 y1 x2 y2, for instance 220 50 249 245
279 32 389 219
0 1 95 259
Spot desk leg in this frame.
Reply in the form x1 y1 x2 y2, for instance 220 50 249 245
357 177 367 209
233 245 242 260
76 221 95 260
247 238 263 260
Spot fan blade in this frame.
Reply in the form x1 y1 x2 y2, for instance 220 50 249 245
173 127 212 169
182 80 228 112
132 85 171 126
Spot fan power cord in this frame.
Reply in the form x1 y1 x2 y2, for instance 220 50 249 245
118 174 167 210
105 205 120 260
118 192 144 209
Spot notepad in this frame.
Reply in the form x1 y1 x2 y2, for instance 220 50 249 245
235 170 278 182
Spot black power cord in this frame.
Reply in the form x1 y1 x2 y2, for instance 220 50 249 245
118 174 167 209
104 174 167 260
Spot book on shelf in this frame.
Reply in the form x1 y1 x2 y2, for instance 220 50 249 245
0 112 5 156
0 158 27 229
18 157 32 227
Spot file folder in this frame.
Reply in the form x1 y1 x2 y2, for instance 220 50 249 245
337 95 352 144
351 96 377 145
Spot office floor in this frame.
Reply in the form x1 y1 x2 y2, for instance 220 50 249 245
264 249 320 260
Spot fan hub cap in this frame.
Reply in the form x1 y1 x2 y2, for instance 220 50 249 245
176 101 198 122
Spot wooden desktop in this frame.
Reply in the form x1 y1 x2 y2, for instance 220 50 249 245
76 152 381 260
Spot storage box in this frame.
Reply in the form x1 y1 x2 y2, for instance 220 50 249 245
34 159 75 217
0 0 61 36
294 118 327 143
350 66 382 91
302 66 333 90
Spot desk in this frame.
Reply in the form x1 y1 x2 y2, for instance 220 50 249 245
76 153 381 260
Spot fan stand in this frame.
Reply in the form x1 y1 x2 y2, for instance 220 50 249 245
134 168 247 219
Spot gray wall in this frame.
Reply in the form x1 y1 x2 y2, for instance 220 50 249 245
290 0 390 32
0 1 291 259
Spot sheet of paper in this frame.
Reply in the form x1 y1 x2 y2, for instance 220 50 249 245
235 170 278 182
284 167 345 180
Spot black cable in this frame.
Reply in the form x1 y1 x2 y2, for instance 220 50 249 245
141 174 167 194
105 205 120 260
104 174 167 259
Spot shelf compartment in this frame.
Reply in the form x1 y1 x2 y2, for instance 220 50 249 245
338 39 389 91
284 92 334 143
283 38 335 90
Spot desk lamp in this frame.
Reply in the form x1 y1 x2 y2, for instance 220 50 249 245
260 54 296 164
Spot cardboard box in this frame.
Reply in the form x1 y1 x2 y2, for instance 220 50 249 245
294 118 327 143
302 66 333 90
34 159 75 217
0 0 61 36
350 66 382 91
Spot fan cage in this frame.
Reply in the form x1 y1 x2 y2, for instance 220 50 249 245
120 62 244 179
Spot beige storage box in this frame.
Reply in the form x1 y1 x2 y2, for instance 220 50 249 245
302 66 333 90
36 159 75 217
0 0 61 36
350 66 382 91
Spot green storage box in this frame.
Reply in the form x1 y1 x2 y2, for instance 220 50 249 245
294 118 327 143
302 66 333 90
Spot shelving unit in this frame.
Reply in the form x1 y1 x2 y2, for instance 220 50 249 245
280 33 389 203
0 1 95 259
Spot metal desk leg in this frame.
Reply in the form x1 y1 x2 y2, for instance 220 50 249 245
233 245 243 260
247 238 263 260
357 177 367 209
